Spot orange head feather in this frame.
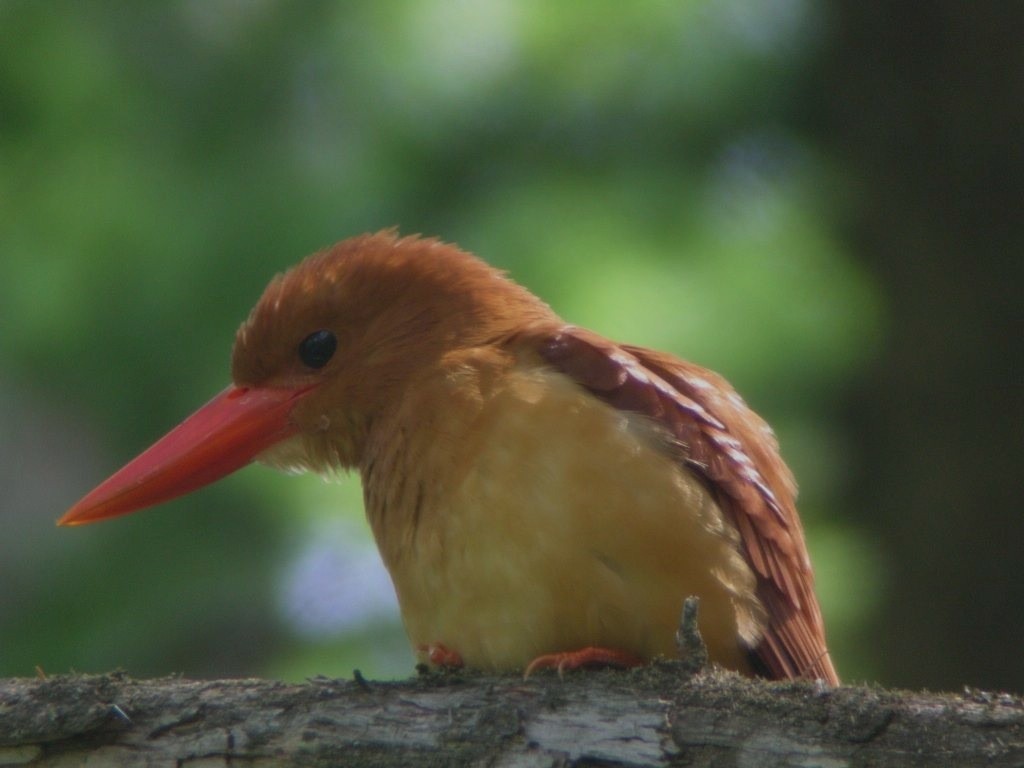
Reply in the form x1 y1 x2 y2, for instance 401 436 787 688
232 230 558 473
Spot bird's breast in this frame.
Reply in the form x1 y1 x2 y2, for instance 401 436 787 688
362 358 764 672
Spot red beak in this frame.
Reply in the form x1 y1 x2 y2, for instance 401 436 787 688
59 385 315 526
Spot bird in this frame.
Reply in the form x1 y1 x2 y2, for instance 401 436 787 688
60 230 839 684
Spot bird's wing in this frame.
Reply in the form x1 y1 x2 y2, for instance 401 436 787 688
534 325 838 684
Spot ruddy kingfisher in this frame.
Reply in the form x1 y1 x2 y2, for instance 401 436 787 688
61 230 839 684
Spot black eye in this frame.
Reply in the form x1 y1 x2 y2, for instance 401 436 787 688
298 329 337 369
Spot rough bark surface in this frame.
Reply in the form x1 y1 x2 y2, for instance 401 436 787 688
1 665 1021 767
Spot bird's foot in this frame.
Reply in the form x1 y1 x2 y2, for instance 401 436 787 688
523 647 644 678
418 643 464 669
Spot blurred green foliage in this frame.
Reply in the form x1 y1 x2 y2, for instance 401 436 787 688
1 2 882 682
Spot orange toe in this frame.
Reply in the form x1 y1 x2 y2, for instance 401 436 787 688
418 642 464 669
524 647 644 678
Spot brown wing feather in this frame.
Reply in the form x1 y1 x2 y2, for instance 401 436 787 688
535 325 838 684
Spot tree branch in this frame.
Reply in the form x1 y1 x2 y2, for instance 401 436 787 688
1 666 1022 767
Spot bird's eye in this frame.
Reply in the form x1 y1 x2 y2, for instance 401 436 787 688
298 330 337 369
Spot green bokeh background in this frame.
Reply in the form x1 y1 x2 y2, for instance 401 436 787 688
2 2 1020 691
